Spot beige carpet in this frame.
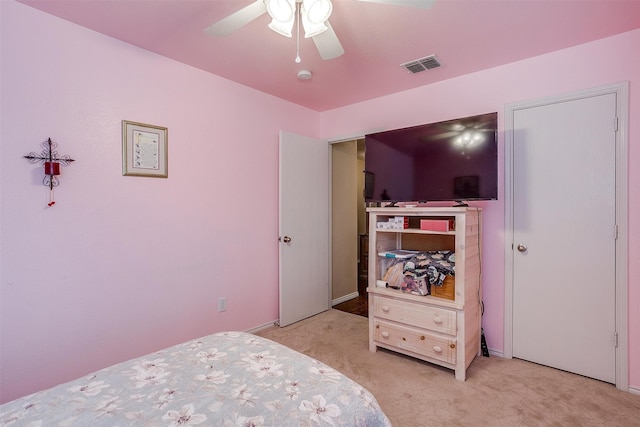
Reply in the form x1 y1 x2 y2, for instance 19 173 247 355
256 309 640 426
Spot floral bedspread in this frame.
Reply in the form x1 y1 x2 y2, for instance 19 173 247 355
1 332 391 426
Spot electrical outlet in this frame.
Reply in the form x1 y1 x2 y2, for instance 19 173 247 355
218 297 227 312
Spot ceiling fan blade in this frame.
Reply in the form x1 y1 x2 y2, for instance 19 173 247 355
355 0 436 9
428 131 462 140
312 21 344 60
204 0 267 36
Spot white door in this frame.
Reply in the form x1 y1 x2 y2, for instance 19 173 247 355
511 93 617 383
279 131 330 327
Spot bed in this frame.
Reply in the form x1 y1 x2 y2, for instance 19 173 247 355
0 331 391 426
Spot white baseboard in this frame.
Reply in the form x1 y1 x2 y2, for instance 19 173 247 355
246 320 279 334
488 349 504 358
246 294 362 333
493 352 640 395
332 291 360 306
247 293 360 333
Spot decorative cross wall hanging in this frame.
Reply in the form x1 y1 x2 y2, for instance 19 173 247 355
23 138 75 207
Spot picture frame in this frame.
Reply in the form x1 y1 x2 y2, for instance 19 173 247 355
122 120 168 178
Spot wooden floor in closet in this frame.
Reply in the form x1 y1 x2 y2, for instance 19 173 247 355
333 294 368 318
333 257 369 318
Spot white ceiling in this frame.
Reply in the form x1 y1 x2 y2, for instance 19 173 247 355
16 0 640 111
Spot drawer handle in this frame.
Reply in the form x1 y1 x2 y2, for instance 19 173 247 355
433 346 442 353
381 305 390 312
420 336 425 341
433 315 443 324
381 331 389 339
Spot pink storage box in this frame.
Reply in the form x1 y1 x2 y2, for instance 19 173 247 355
420 219 454 231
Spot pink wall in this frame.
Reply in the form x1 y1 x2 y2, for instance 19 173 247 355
319 30 640 390
1 1 638 403
0 1 317 403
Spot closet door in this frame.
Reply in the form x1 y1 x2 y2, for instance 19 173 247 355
511 93 617 383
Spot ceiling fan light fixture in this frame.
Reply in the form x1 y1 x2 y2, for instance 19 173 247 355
266 0 296 21
266 0 296 37
268 18 294 37
301 0 332 37
301 15 328 38
266 0 332 38
302 0 332 24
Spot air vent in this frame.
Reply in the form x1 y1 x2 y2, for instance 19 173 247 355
401 55 441 74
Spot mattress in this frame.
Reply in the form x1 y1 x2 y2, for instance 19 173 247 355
0 331 391 426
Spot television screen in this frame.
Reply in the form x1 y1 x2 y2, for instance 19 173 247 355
364 112 498 203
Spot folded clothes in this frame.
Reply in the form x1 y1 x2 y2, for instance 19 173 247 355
383 251 455 292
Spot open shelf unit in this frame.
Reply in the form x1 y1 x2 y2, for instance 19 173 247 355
367 206 482 380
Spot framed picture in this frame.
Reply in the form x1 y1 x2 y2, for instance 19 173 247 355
122 120 168 178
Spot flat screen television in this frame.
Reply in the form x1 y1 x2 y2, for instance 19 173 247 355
364 112 498 203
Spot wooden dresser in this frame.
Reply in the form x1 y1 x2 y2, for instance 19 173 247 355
367 206 482 380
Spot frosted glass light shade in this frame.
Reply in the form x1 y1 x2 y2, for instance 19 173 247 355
268 17 294 37
266 0 333 39
303 0 332 24
302 0 331 37
266 0 296 21
266 0 296 37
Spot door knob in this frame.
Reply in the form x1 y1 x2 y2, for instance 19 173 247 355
517 244 527 252
280 236 292 243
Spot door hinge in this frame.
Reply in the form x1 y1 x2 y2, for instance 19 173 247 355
614 332 618 348
613 224 619 240
614 116 619 132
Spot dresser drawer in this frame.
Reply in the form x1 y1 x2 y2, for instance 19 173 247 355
372 295 457 335
374 320 457 364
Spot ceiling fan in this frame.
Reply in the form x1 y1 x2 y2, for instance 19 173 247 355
204 0 435 61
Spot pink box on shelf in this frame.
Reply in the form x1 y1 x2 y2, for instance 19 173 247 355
420 219 454 231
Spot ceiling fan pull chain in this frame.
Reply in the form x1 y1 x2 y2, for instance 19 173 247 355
295 0 301 63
